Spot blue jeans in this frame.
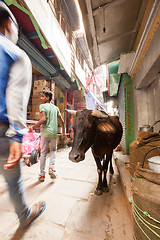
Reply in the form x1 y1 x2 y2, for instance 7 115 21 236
0 125 31 224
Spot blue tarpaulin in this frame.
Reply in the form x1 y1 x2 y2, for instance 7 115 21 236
86 91 107 112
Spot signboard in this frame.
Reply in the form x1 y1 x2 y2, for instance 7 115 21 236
123 73 134 154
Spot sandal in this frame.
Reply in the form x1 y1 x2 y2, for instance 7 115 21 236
20 201 46 229
48 168 57 179
39 175 45 182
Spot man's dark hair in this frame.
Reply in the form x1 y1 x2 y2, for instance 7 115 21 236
0 2 18 28
42 90 52 102
0 4 10 27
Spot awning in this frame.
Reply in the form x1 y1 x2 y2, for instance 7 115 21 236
5 0 81 91
107 60 121 96
18 34 70 90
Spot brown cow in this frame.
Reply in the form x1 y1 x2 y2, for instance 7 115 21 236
68 109 123 195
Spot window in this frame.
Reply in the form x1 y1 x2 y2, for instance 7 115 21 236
48 0 73 45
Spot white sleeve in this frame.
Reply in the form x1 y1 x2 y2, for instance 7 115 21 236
5 49 32 142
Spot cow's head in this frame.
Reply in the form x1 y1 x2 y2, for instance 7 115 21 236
68 109 113 162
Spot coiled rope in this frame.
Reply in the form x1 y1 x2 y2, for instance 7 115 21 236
132 198 160 240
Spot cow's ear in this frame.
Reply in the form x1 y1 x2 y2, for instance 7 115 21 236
97 121 115 132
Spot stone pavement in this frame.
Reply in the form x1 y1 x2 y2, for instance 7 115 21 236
0 147 133 240
113 151 133 218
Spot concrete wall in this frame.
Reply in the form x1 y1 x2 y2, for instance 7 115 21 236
75 58 86 87
133 76 160 137
147 76 160 132
132 82 148 138
132 22 160 137
134 23 160 89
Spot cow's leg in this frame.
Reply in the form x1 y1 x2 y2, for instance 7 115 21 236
102 151 113 192
94 156 103 195
109 156 114 174
102 155 110 192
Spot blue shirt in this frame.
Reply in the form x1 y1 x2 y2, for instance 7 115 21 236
0 33 32 143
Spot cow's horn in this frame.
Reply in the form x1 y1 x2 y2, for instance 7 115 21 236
65 109 77 115
91 110 108 118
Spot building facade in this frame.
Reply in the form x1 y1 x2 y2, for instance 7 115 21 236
4 0 93 135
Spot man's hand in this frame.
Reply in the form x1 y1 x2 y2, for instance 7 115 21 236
28 126 33 132
4 141 22 170
60 133 65 139
61 133 67 140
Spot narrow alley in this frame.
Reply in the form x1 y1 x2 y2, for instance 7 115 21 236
0 147 133 240
1 1 160 240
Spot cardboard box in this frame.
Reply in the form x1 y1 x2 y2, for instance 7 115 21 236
32 96 41 105
33 86 49 95
32 86 42 96
32 104 40 112
34 80 49 88
31 111 40 120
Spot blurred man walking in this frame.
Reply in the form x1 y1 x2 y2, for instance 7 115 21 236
0 1 46 228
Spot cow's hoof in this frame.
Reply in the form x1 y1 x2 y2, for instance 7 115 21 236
103 187 109 193
95 189 103 195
